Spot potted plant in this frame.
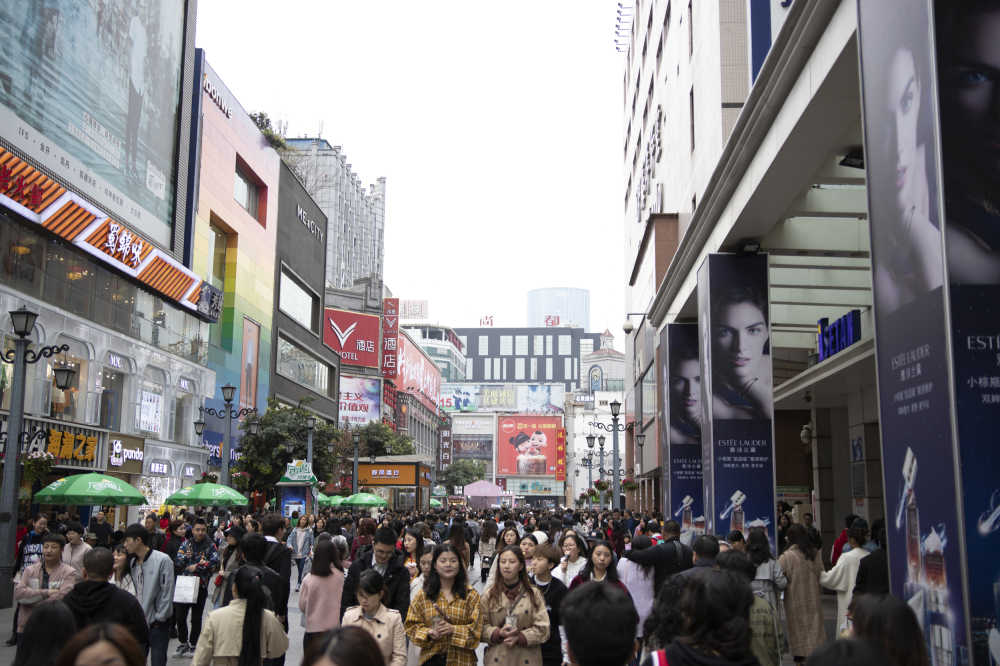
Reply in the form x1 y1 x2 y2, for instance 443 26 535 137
622 477 639 492
199 471 218 484
231 470 250 492
594 479 610 492
23 450 55 487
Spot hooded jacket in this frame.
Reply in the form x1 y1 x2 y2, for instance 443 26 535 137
63 579 149 648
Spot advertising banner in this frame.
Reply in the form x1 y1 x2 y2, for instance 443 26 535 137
0 1 189 247
451 414 494 435
507 477 561 496
555 428 566 482
240 318 260 410
324 308 381 368
398 331 442 413
497 415 561 477
858 0 993 659
400 300 429 320
382 298 399 377
663 323 705 543
440 423 452 469
339 375 381 427
451 435 493 461
439 383 565 414
697 254 776 551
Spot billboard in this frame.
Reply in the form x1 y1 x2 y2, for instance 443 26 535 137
398 331 441 413
697 254 776 551
240 318 260 410
663 323 705 544
0 1 191 247
339 375 381 427
439 383 565 414
323 308 381 368
400 300 428 320
382 298 399 378
497 415 562 477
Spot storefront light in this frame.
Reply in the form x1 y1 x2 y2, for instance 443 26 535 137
193 417 206 436
9 307 38 338
52 365 75 391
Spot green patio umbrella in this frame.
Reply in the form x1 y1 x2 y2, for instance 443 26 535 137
34 473 147 506
318 493 345 507
164 483 248 507
342 492 387 507
429 498 443 508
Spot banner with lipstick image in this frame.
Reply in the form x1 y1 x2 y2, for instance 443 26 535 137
696 254 777 552
662 322 706 544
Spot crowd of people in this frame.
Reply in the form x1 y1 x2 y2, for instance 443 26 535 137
7 502 923 666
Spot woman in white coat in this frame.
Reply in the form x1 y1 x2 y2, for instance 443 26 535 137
820 518 870 634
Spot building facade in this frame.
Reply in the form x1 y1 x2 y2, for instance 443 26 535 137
526 287 591 330
402 324 466 382
454 327 601 392
284 138 385 292
190 55 280 475
271 161 340 422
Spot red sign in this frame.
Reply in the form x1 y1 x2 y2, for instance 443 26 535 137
544 315 561 327
497 415 562 477
479 315 494 326
555 428 566 481
382 298 399 378
398 331 442 413
323 308 381 368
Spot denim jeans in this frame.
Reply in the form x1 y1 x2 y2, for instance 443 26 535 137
147 620 170 666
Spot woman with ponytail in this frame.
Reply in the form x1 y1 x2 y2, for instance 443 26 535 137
192 565 288 666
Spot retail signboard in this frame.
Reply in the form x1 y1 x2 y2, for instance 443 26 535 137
555 428 566 482
0 149 220 322
697 254 776 552
451 414 493 435
440 383 565 414
323 308 381 368
661 323 705 544
440 426 452 468
398 331 441 413
339 375 381 427
505 477 561 496
400 300 428 320
108 434 145 475
496 415 562 477
451 435 493 461
358 463 416 486
857 1 1000 659
382 298 399 377
0 0 191 248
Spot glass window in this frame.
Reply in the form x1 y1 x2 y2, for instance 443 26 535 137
581 339 594 355
564 357 573 380
276 337 331 396
234 167 258 218
48 339 88 421
642 369 656 424
174 380 195 446
278 270 318 332
515 358 525 380
559 335 572 355
484 358 492 380
98 367 126 431
478 335 490 355
465 357 473 379
137 366 166 435
459 335 467 350
208 223 228 291
499 336 513 356
545 336 553 356
515 336 528 356
533 335 544 356
530 357 537 380
545 358 553 381
493 358 501 379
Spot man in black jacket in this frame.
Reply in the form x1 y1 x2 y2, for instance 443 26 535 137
63 547 149 649
260 513 292 625
622 519 693 593
853 518 889 597
341 526 410 620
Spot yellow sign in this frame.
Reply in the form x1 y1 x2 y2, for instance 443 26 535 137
47 429 97 462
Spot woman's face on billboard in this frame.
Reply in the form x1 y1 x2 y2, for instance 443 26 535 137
670 359 701 422
889 48 921 212
714 301 768 382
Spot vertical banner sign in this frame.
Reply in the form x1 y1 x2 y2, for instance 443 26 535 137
858 1 983 661
555 429 566 482
697 254 776 551
440 419 452 470
382 298 399 379
663 323 705 544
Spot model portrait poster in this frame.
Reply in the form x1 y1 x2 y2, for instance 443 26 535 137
697 254 776 551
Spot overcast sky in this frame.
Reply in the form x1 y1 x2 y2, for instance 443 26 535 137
197 1 624 343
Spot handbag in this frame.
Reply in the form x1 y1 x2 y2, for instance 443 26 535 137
174 575 199 604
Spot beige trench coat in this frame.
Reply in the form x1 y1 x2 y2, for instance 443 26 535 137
777 545 827 657
480 583 550 666
191 599 289 666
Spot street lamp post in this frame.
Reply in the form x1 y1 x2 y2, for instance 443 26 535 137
585 434 596 509
634 431 646 510
352 428 361 495
588 399 625 511
305 416 316 467
0 307 74 609
193 383 257 487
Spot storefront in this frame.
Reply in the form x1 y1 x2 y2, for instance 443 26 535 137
139 440 209 514
503 477 564 509
358 457 432 511
104 433 145 526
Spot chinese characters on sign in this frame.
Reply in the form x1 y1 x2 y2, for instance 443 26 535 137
102 222 144 267
47 429 97 462
544 315 560 327
479 315 494 326
440 426 452 469
0 164 45 209
555 428 566 481
323 308 381 368
382 298 399 378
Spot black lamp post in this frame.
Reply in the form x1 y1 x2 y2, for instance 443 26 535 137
193 383 257 486
305 416 316 467
352 427 361 495
588 398 626 511
0 307 73 608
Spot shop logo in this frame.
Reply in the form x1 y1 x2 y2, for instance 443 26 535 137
329 319 357 348
87 479 121 493
109 439 143 467
203 75 233 118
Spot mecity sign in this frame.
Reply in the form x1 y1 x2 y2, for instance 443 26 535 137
297 205 324 243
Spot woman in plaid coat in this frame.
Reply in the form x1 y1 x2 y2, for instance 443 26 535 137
405 543 483 666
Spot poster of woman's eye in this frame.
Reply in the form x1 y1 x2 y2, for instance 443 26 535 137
696 253 775 553
496 415 561 477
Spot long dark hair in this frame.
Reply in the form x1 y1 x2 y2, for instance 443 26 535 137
498 526 519 550
302 626 384 666
630 535 656 575
677 570 754 661
54 622 144 666
234 566 270 666
423 543 470 602
310 539 342 577
404 527 425 560
447 523 470 566
16 600 77 666
786 524 817 561
851 593 930 666
580 540 621 584
486 545 541 610
746 528 773 567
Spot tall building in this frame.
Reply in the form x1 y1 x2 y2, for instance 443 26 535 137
402 324 466 382
283 138 385 291
526 288 590 330
454 327 600 392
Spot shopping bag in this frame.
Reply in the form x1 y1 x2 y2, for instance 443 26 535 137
173 575 199 604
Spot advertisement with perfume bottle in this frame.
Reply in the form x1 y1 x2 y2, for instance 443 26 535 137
696 254 777 552
663 323 706 544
